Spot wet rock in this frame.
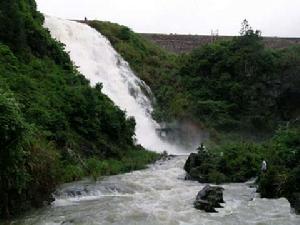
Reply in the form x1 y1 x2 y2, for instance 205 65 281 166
62 219 75 225
194 185 225 213
289 192 300 214
62 187 89 197
184 152 212 182
184 153 200 173
67 190 82 197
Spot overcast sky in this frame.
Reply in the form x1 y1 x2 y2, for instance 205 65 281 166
36 0 300 37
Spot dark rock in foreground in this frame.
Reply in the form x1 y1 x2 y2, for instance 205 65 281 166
194 185 225 213
289 192 300 214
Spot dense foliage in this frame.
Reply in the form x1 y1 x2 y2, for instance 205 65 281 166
0 0 159 219
90 20 300 131
178 33 300 130
184 125 300 212
258 126 300 213
184 141 263 184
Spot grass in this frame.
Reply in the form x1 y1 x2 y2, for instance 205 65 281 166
61 148 160 182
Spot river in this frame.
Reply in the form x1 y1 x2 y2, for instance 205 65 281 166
12 156 299 225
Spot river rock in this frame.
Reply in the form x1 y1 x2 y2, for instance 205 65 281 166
184 153 200 173
194 185 225 212
184 151 212 182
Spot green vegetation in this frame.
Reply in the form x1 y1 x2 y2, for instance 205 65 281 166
184 141 263 183
87 21 183 121
1 0 299 218
0 0 159 219
184 125 300 212
179 21 300 210
178 32 300 130
62 148 159 182
90 20 300 131
258 126 300 213
88 21 178 88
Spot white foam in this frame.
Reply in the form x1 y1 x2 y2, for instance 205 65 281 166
14 157 300 225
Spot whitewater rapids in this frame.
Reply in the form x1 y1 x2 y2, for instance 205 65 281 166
43 16 184 154
12 157 299 225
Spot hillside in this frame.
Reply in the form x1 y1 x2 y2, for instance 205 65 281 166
0 0 158 219
88 20 300 131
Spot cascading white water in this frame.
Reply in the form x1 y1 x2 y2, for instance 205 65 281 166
44 16 181 153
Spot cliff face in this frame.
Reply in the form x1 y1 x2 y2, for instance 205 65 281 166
140 33 300 53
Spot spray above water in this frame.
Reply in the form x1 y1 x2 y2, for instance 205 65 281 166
44 16 183 154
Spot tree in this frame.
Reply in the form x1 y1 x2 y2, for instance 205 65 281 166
0 0 27 51
240 19 251 36
239 19 261 36
0 89 30 217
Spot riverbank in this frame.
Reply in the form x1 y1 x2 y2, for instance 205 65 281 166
0 148 160 224
60 148 161 183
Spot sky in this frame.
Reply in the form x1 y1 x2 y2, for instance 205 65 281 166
36 0 300 37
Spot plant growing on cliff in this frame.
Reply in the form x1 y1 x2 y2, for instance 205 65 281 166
0 89 30 217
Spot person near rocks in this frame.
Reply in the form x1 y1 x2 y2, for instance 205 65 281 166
261 160 267 172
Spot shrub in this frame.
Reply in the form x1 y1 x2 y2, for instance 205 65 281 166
61 164 85 183
207 170 227 184
0 89 30 217
86 158 110 181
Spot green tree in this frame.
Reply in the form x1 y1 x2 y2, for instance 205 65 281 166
0 89 30 217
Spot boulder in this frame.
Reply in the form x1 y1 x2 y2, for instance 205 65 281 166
184 153 200 173
194 185 225 213
184 152 213 182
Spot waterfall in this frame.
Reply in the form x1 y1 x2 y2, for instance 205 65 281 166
44 16 181 153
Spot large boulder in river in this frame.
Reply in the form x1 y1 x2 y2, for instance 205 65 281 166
194 185 225 213
184 151 214 182
184 153 200 173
